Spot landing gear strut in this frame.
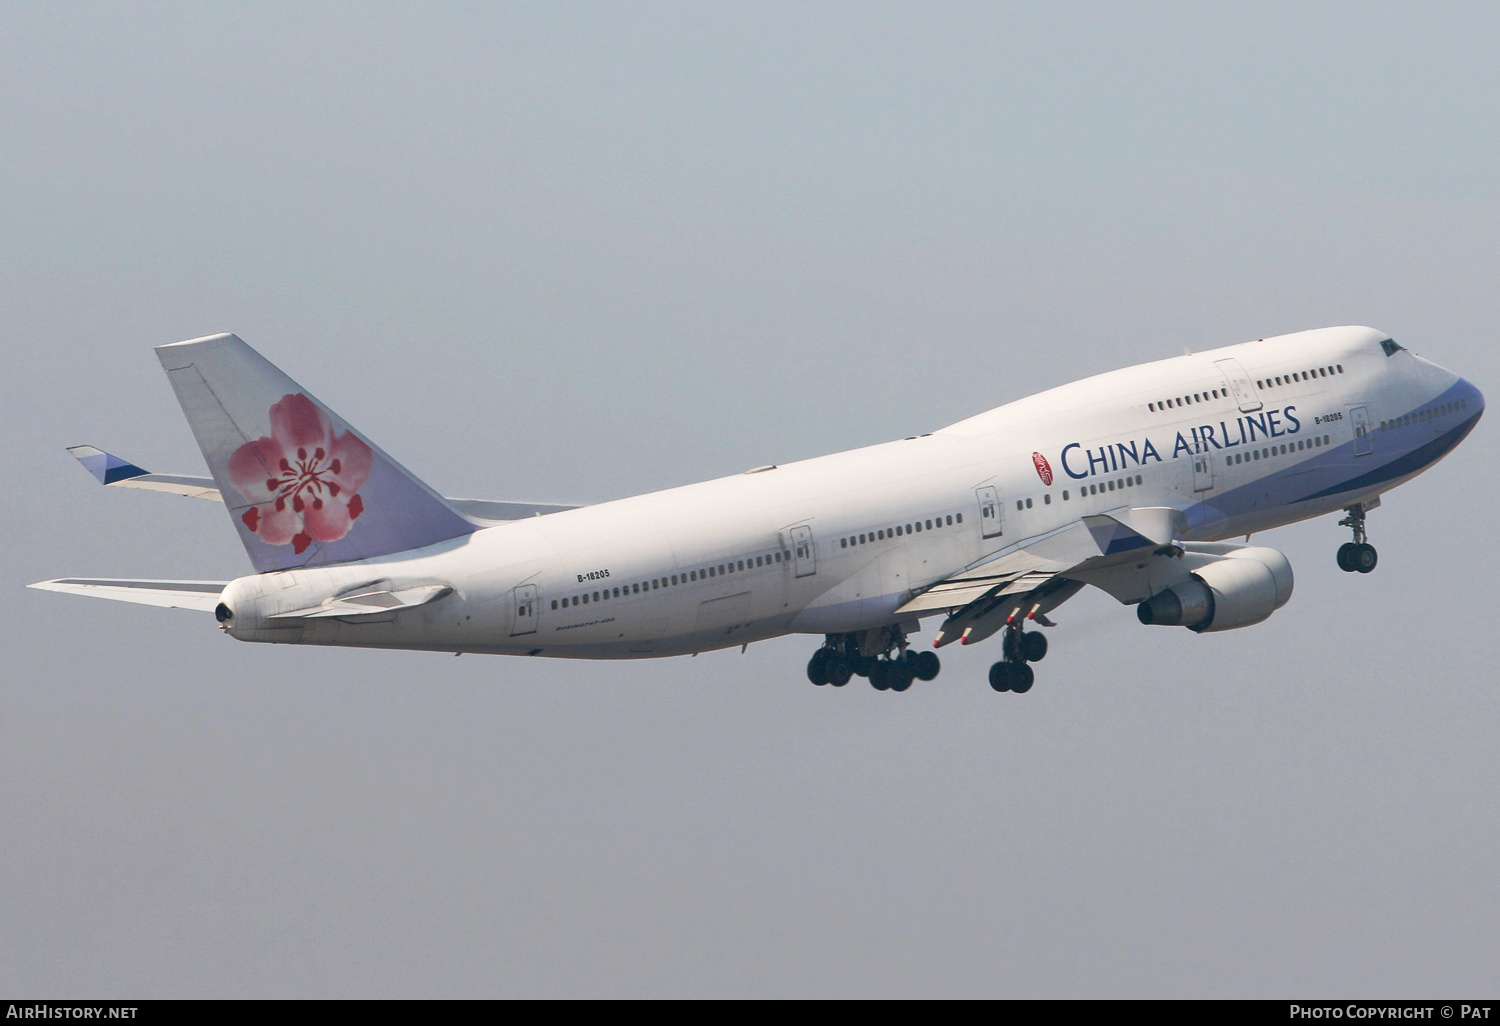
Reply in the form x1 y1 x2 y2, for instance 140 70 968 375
806 630 941 692
1336 504 1378 574
989 624 1047 694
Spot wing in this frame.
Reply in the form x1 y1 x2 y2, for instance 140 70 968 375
28 578 228 612
67 446 582 521
898 506 1187 648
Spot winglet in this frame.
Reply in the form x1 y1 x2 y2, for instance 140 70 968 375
68 445 149 485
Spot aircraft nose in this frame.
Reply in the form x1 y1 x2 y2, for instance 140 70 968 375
1459 377 1485 420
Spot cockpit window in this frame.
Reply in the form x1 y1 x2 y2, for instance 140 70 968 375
1380 338 1404 357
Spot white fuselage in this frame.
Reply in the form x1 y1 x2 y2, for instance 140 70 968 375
218 326 1483 657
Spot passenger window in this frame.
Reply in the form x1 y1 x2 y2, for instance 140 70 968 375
550 600 558 610
956 513 963 523
1044 494 1051 504
1016 500 1023 511
1025 498 1032 508
1107 481 1114 491
1062 490 1069 500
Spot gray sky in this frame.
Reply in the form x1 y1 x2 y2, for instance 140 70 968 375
3 1 1497 997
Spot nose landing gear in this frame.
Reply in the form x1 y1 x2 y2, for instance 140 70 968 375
1337 503 1379 574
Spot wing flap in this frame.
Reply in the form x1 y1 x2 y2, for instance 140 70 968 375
897 506 1186 617
28 578 227 612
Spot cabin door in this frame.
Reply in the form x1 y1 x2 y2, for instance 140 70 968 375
1215 358 1263 413
790 525 817 578
1192 452 1215 492
510 584 539 636
1350 405 1372 456
976 485 1004 539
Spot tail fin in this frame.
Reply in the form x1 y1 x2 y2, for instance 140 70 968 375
156 333 476 572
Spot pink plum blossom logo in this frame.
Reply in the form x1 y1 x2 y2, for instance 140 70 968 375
226 393 373 554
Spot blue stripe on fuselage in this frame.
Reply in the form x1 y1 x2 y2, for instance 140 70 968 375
1186 380 1481 529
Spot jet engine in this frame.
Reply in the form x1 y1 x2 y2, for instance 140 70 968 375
1136 546 1294 633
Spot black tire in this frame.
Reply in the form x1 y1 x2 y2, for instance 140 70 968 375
913 650 941 682
888 660 915 692
1337 542 1358 572
1010 663 1035 694
989 662 1013 692
827 656 852 687
807 649 832 686
869 662 891 691
1021 631 1048 663
1354 542 1378 574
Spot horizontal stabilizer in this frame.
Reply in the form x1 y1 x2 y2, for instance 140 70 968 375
271 583 452 620
68 447 581 521
69 445 223 499
28 578 226 612
67 445 149 485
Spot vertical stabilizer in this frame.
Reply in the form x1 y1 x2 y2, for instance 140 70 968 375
156 333 475 572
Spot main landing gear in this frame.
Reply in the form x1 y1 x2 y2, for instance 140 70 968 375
1336 503 1378 574
988 624 1048 693
807 630 941 692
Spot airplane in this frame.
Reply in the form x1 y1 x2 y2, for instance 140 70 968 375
30 326 1483 694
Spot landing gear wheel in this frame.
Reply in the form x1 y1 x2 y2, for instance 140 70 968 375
807 648 832 685
989 661 1035 693
869 661 891 691
827 656 852 687
1337 542 1359 573
912 650 941 682
1354 542 1378 574
1010 664 1035 693
988 662 1019 692
888 658 915 692
1021 631 1048 663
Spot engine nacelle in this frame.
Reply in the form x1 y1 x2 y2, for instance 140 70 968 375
1136 546 1293 633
